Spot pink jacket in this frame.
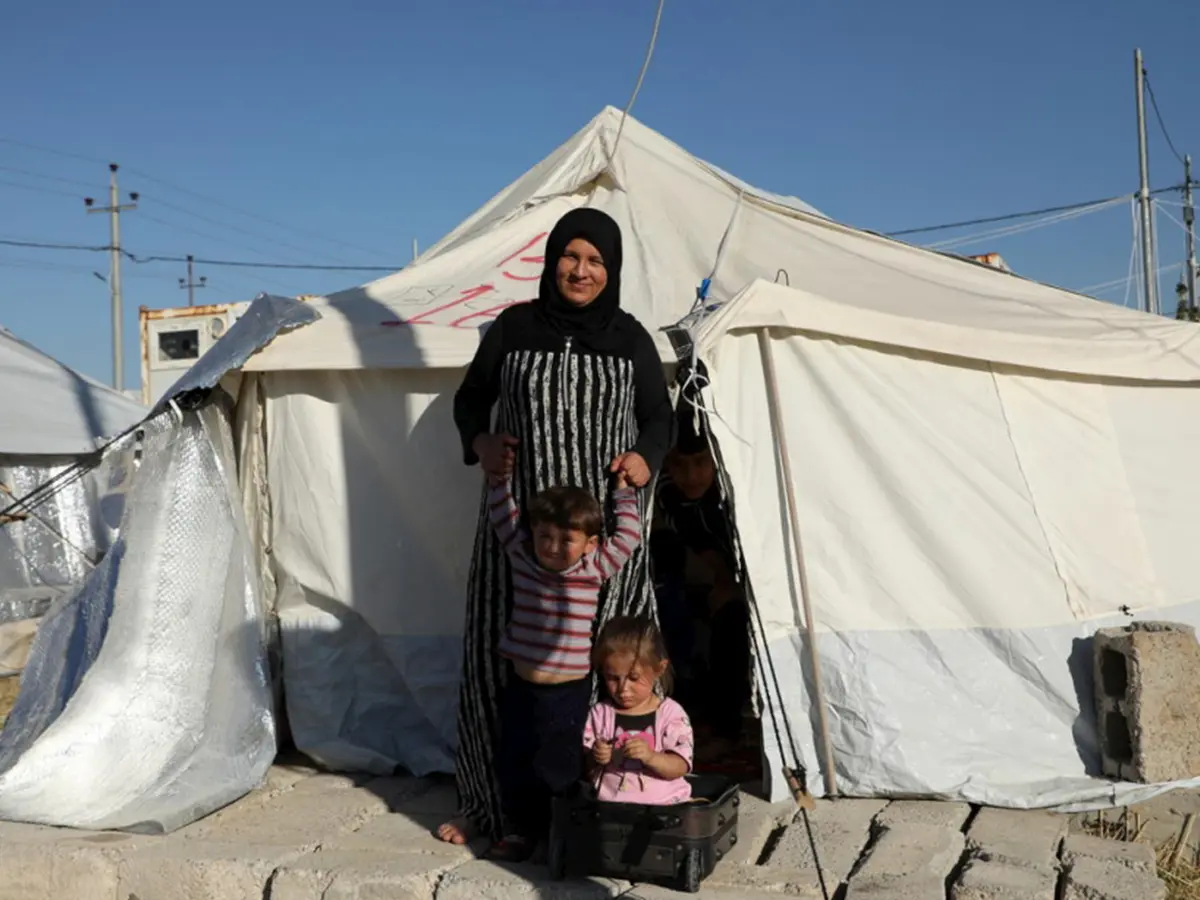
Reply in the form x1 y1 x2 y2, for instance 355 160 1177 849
583 698 694 804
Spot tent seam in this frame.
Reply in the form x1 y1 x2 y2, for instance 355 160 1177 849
988 364 1086 620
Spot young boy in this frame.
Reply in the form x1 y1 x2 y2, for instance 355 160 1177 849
654 406 750 762
487 472 641 861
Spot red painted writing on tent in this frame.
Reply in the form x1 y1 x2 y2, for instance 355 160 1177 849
381 232 548 329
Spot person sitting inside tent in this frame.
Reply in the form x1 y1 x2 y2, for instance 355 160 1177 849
653 401 751 764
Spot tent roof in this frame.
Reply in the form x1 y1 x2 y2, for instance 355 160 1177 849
0 326 146 457
240 105 1200 380
694 250 1200 383
243 106 826 372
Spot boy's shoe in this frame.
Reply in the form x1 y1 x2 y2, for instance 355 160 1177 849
487 834 536 863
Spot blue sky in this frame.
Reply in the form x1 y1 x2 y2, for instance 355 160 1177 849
1 0 1196 389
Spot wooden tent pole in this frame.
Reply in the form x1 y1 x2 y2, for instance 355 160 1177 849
756 328 838 797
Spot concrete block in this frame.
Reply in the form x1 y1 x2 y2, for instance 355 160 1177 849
0 837 122 900
323 811 482 861
183 778 412 847
117 840 305 900
875 800 972 832
270 850 461 900
1062 855 1166 900
844 880 946 900
705 861 826 895
766 799 886 885
626 885 813 900
950 858 1056 900
435 860 627 900
1094 621 1200 783
719 791 797 867
848 824 965 894
1059 833 1156 876
965 807 1066 870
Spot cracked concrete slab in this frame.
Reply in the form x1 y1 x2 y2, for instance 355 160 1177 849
965 808 1066 870
434 860 628 900
765 799 887 886
270 849 465 900
950 858 1057 900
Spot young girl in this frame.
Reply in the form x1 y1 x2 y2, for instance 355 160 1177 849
583 616 694 804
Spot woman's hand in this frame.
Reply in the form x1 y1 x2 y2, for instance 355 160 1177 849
473 433 519 479
609 451 650 488
593 740 613 767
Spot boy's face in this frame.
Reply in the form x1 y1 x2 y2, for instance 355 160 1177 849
532 522 599 572
666 448 716 501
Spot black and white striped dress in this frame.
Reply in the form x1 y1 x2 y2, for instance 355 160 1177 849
455 342 657 839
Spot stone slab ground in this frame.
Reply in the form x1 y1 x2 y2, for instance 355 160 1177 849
0 766 1177 900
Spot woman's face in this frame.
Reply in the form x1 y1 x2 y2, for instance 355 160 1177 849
555 237 608 307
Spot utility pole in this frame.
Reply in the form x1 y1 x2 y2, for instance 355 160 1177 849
179 255 207 307
1184 155 1197 315
85 164 138 390
1134 49 1158 316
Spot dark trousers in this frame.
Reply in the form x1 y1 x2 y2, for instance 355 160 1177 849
496 667 591 841
706 598 751 741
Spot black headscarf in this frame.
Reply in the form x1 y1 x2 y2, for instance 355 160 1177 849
533 208 624 345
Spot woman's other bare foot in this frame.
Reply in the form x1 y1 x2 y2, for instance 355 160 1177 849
436 816 476 845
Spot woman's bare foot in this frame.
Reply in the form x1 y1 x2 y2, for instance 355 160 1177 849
436 816 476 845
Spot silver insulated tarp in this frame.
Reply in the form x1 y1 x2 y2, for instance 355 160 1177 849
0 402 276 832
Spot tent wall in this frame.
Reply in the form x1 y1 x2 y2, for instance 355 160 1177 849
258 369 479 776
705 328 1200 808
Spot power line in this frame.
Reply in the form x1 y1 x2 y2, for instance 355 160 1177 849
140 195 349 263
0 238 110 252
130 254 396 272
0 134 393 258
1143 73 1186 166
0 165 95 189
610 0 666 160
0 236 399 271
884 186 1182 237
0 178 82 199
125 167 392 259
0 136 105 165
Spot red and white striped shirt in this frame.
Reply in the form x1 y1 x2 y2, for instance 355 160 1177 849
489 480 641 678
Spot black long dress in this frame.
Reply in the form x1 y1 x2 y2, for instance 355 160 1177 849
453 301 672 839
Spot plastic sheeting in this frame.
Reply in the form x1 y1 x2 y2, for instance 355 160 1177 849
0 404 275 832
0 456 126 593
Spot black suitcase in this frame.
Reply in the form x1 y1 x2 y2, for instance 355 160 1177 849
547 773 740 893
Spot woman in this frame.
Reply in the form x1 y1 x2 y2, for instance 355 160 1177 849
440 207 673 844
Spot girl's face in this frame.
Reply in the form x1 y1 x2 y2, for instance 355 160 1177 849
601 651 667 712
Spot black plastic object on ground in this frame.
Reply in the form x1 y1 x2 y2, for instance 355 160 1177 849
547 773 739 893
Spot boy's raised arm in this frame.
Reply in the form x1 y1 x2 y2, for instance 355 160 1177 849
487 476 524 556
594 487 642 579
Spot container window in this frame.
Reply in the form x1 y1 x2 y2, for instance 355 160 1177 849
158 329 200 362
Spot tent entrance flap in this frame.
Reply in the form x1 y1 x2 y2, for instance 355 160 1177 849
663 329 820 805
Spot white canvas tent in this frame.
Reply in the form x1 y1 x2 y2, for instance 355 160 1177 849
0 326 145 599
163 106 1200 808
0 325 145 458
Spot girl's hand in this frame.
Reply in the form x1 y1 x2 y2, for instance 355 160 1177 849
474 433 519 479
593 741 613 766
614 470 629 491
609 451 650 488
622 737 652 763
